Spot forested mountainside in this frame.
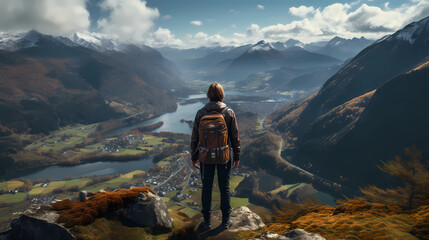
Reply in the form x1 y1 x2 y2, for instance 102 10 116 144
0 30 185 136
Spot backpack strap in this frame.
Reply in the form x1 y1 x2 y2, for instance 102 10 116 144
200 108 210 116
220 107 229 115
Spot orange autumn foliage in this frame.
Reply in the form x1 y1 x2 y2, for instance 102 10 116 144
51 186 155 228
261 199 422 239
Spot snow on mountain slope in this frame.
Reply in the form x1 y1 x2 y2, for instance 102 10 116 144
391 17 429 44
0 30 76 51
247 40 276 53
72 32 117 51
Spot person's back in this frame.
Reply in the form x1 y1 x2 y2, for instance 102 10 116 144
190 83 240 230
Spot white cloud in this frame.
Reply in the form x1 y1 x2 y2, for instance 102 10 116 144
190 20 203 26
229 9 239 15
185 31 245 47
257 4 264 10
232 24 237 28
147 27 183 47
0 0 89 35
253 0 429 43
97 0 159 42
162 15 172 20
246 24 262 37
289 6 315 17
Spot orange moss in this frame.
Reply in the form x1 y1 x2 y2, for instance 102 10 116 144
332 199 400 215
262 200 420 240
51 186 155 228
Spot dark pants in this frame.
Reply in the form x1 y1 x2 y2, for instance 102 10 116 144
200 160 231 222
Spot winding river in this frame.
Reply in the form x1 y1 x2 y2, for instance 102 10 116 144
3 92 245 180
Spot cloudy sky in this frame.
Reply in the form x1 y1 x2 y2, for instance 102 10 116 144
1 0 429 48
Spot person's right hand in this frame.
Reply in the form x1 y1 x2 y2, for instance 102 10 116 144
192 160 200 169
232 160 239 169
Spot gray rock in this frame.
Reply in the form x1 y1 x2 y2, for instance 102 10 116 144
260 231 288 239
283 229 325 240
78 190 96 202
209 206 265 232
124 191 173 230
252 229 325 240
0 204 74 240
79 190 88 202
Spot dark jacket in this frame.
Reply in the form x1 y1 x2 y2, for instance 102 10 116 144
191 101 240 163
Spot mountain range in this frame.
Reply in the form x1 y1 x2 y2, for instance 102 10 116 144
267 16 429 188
0 30 186 136
157 37 373 94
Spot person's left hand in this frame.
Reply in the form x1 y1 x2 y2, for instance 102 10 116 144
192 160 200 169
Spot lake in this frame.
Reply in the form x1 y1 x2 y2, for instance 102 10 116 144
3 155 155 181
104 90 253 135
4 90 270 181
3 91 249 180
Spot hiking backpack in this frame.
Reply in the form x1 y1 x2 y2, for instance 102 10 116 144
198 107 230 164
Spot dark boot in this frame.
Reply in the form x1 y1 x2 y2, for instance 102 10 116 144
199 211 211 231
221 211 232 229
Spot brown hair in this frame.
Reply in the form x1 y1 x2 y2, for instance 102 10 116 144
207 82 225 101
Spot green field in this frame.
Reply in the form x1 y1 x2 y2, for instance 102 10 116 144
230 176 244 191
0 193 26 204
270 183 305 195
0 181 24 191
83 170 144 192
26 124 98 152
231 197 250 208
179 207 199 218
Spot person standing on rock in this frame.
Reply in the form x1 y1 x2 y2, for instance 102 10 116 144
190 82 241 230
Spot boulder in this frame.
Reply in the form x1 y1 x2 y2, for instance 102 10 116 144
123 191 173 230
253 229 325 240
79 190 88 202
210 206 265 232
283 229 325 240
0 204 74 240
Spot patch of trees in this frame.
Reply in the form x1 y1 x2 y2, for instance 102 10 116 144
361 146 429 209
85 175 116 187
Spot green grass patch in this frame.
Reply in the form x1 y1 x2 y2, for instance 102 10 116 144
180 207 199 218
111 149 145 156
0 201 31 230
270 183 303 195
165 190 179 198
145 136 165 146
231 197 250 208
230 176 244 191
0 182 7 191
64 178 91 188
30 180 67 195
0 193 26 204
0 181 24 191
157 160 169 166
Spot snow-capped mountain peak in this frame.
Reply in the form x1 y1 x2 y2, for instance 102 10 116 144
72 32 117 51
247 40 275 53
392 17 429 44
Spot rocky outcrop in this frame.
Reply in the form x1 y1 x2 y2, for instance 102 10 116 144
199 206 265 233
0 188 173 239
0 204 74 240
121 191 173 230
254 229 325 240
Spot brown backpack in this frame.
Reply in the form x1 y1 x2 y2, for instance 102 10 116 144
198 108 230 164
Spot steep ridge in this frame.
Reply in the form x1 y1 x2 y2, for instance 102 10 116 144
268 16 429 188
280 16 429 138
